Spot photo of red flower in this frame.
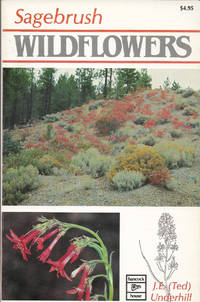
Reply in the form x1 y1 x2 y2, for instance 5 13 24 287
2 212 119 300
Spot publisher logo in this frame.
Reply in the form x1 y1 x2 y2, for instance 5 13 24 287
126 275 147 300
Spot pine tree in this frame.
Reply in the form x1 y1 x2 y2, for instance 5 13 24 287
115 69 138 98
52 73 79 112
38 68 56 116
135 69 152 90
3 68 31 128
75 69 96 105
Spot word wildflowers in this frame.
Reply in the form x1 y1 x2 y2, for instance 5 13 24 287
6 217 114 301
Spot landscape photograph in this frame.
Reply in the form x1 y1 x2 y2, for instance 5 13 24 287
2 68 200 206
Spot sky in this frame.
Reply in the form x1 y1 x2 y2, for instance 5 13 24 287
56 68 200 90
149 69 200 90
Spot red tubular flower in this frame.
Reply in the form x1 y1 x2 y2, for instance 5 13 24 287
34 228 60 251
6 229 40 261
66 263 93 300
85 282 92 301
37 231 63 263
47 243 82 280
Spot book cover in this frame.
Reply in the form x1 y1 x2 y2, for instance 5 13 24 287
1 0 200 301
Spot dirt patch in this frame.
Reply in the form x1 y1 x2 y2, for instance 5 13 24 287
22 164 200 207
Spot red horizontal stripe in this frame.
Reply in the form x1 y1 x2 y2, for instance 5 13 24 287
3 60 200 64
3 29 200 33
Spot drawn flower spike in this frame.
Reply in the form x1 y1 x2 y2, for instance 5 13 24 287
158 213 177 242
6 229 41 261
140 213 178 296
37 229 64 263
66 262 94 300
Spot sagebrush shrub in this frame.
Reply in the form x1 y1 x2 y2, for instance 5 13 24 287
175 98 187 110
117 126 136 137
111 170 146 191
138 135 156 146
188 97 198 107
77 140 93 151
134 116 149 125
71 148 115 178
154 141 197 168
44 113 61 122
183 106 198 116
182 89 195 98
3 165 40 205
95 100 104 107
194 127 200 136
108 145 167 183
89 104 97 111
186 119 200 129
170 130 183 138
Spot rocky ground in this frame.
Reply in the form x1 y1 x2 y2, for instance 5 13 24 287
22 163 200 207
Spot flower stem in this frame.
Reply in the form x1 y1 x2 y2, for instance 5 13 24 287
62 222 114 300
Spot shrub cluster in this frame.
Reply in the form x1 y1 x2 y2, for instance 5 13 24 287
108 145 167 183
182 89 195 98
95 115 122 135
111 170 146 191
71 148 115 178
175 98 188 110
37 154 62 175
44 124 53 140
154 141 197 169
148 167 170 185
4 148 62 175
183 106 198 116
4 148 46 170
134 116 149 125
3 132 22 156
170 130 183 138
138 135 156 146
3 165 40 205
89 104 97 111
44 113 61 123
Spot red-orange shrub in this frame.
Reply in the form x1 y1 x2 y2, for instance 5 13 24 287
149 167 170 185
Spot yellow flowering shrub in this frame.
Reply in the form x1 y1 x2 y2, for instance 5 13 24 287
37 154 62 175
108 145 167 182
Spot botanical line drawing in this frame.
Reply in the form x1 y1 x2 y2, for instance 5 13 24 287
139 213 178 295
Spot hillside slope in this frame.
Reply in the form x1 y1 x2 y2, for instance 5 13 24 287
4 88 200 206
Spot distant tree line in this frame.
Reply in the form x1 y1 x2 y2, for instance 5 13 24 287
3 68 152 129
